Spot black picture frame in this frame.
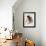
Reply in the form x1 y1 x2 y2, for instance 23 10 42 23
23 12 36 28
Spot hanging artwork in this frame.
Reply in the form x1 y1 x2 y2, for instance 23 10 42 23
23 12 36 28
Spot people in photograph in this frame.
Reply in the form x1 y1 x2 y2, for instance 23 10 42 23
26 15 33 24
24 15 33 26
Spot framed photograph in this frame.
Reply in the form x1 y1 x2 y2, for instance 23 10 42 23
23 12 36 28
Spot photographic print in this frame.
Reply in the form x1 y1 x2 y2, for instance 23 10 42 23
23 12 36 28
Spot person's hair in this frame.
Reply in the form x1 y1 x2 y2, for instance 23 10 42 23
27 16 32 23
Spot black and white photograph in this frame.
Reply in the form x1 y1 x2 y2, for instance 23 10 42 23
23 12 36 28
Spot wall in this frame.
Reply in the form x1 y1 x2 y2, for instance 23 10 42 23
0 0 16 30
41 0 46 46
0 0 45 46
13 0 41 46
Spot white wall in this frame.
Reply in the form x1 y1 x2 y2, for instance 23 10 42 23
13 0 41 46
0 0 46 46
41 0 46 46
0 0 16 30
13 0 46 46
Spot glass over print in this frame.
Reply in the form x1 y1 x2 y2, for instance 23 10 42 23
23 12 36 28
